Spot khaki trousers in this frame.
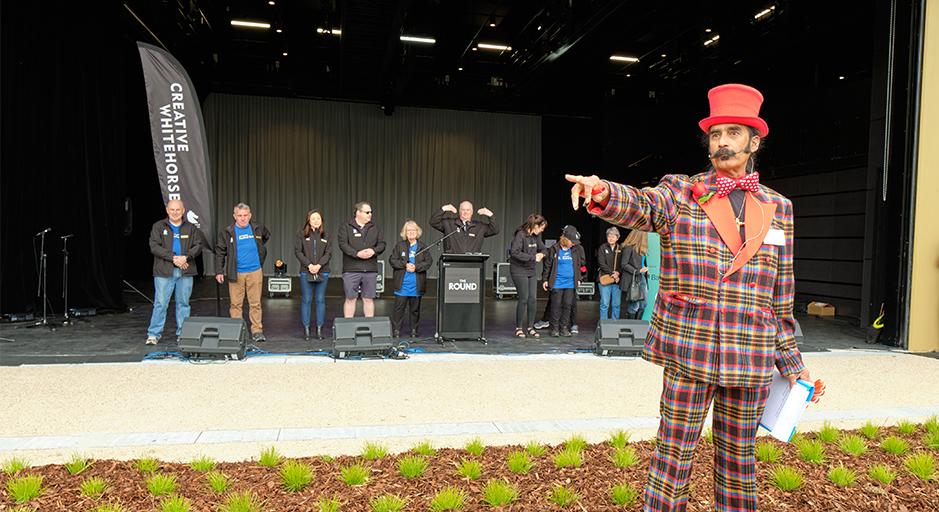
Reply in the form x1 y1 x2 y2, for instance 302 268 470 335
228 268 263 333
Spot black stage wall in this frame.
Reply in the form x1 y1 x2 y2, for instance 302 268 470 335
203 94 542 278
0 1 154 314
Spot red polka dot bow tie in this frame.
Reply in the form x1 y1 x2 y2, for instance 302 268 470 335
715 172 761 197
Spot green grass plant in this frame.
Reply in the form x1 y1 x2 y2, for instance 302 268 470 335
904 452 936 480
860 420 881 440
608 430 632 449
828 464 856 487
610 446 639 468
769 466 803 491
369 494 406 512
397 456 429 479
482 479 518 506
134 457 160 474
755 441 783 463
548 485 581 507
2 457 28 475
897 420 918 435
795 438 826 464
217 491 263 512
279 460 314 491
564 434 588 452
5 474 43 503
316 496 342 512
429 486 466 511
145 473 177 496
524 440 547 457
506 450 534 474
189 455 216 472
339 463 370 486
816 422 840 443
205 471 229 494
464 437 485 457
159 495 192 512
257 446 282 467
411 440 436 457
868 464 897 485
361 442 388 461
838 435 867 456
881 436 910 456
610 482 640 506
456 459 482 480
80 476 108 497
553 447 583 469
64 454 92 475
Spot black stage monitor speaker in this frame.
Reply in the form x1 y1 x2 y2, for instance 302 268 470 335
178 317 248 360
595 319 650 356
333 317 394 358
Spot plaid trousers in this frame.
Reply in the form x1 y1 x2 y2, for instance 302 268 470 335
645 368 770 512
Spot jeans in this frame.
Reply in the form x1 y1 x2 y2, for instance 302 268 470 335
147 268 193 339
598 283 622 320
511 271 538 329
299 272 329 328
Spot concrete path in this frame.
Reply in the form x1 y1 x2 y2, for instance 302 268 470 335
2 350 938 464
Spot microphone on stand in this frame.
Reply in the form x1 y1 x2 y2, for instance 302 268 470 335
35 227 52 236
60 234 75 239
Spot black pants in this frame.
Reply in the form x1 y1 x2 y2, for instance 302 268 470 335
542 287 577 323
392 295 421 333
549 288 575 330
511 271 538 329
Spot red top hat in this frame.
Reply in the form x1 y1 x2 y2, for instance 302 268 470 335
698 83 769 137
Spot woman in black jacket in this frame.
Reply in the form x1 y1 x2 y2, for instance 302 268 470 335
620 229 649 319
388 220 433 338
294 210 331 340
509 214 547 338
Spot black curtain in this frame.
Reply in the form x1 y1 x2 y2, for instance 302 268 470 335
1 1 153 314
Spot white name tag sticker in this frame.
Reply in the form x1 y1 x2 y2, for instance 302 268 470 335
354 233 362 237
469 233 476 237
764 228 785 246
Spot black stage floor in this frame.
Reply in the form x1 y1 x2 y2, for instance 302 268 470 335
0 278 885 366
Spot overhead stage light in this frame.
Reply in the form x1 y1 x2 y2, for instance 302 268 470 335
316 27 341 35
754 5 776 20
231 20 271 29
282 52 288 56
704 34 720 46
478 43 511 51
276 28 282 33
400 35 436 44
609 55 639 63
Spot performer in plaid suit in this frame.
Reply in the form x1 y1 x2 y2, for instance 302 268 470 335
567 84 816 511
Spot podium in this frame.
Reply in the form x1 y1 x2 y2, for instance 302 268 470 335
435 253 489 343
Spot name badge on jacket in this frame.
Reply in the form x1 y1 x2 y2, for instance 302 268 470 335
469 233 476 237
764 229 785 246
354 233 362 237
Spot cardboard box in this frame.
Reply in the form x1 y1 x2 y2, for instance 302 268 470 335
807 302 835 317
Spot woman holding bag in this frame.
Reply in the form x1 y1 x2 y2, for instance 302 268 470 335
294 210 331 340
620 229 648 319
596 226 622 320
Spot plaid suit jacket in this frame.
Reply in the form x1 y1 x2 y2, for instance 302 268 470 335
591 170 805 388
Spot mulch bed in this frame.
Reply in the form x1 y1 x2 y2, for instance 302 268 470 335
2 426 937 511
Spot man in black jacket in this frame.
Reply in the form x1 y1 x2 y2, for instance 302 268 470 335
430 201 499 253
337 201 386 317
146 200 204 345
215 202 271 342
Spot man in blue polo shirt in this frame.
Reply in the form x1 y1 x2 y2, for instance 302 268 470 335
146 199 203 345
216 202 271 342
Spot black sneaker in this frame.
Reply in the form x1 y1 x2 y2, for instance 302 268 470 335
570 325 579 335
533 320 550 330
550 330 560 337
560 328 572 337
253 332 266 343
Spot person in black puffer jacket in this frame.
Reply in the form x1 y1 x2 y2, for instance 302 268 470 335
508 213 547 338
294 209 332 340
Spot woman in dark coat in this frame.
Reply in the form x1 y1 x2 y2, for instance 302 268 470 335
388 219 433 338
620 229 649 319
